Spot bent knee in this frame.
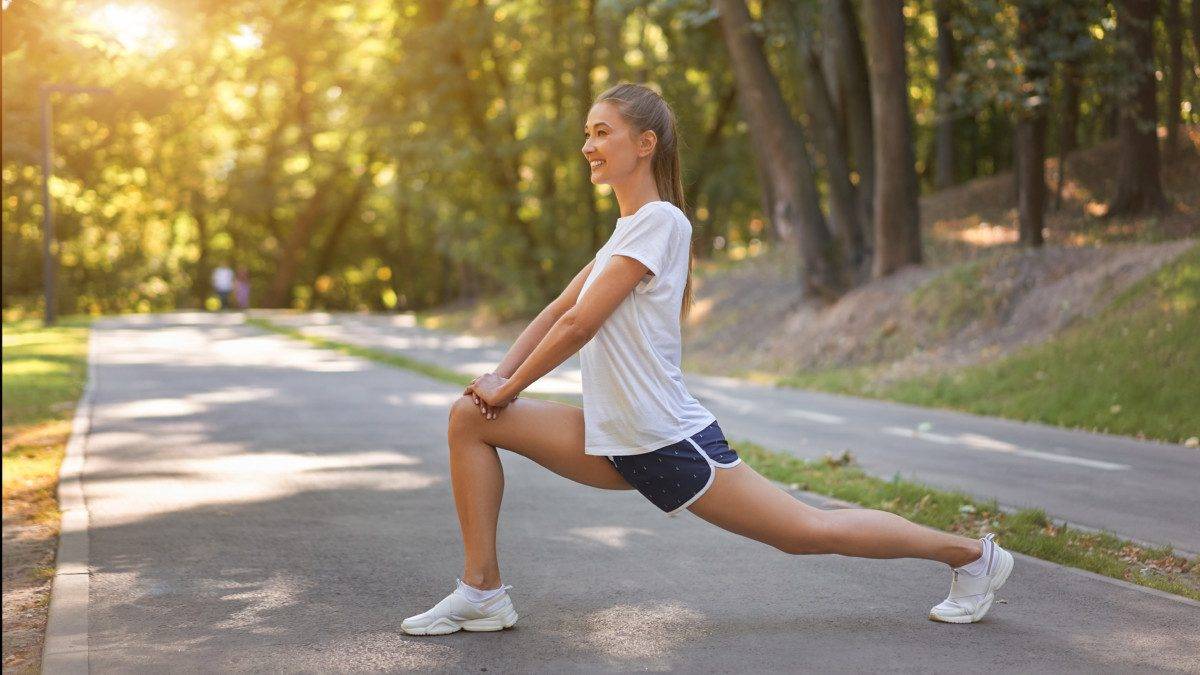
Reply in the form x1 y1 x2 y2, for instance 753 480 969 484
448 394 481 430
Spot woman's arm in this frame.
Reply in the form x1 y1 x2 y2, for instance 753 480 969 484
497 255 647 401
493 260 595 378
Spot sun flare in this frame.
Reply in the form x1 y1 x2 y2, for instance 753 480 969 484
88 3 175 53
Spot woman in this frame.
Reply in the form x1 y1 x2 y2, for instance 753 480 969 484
400 83 1013 636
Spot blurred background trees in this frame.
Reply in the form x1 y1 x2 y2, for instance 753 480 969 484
3 0 1196 318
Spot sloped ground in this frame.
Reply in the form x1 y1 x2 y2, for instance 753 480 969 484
681 239 1196 386
679 131 1200 384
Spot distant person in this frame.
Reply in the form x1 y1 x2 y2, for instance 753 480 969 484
234 266 251 310
401 83 1014 636
211 264 234 311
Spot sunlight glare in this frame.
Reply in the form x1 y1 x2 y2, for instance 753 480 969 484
88 3 175 53
229 24 263 51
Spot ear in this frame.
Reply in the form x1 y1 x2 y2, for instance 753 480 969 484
637 129 658 158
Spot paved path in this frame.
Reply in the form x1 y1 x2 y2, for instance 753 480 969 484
256 311 1200 554
72 313 1199 672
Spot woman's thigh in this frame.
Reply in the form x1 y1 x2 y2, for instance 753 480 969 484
685 462 825 553
450 394 633 491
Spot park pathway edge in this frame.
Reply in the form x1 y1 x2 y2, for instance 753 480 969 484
40 327 97 675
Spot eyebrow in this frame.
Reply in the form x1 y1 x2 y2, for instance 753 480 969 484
584 121 612 131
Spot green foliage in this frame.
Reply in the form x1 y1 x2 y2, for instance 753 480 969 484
2 0 1193 317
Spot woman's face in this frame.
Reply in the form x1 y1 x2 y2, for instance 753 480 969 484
582 101 653 186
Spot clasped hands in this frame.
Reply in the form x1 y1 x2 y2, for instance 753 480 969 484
463 372 519 420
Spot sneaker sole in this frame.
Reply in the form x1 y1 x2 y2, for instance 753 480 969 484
928 549 1014 624
401 607 519 636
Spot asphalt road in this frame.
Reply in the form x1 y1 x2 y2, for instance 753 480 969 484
257 311 1200 555
77 313 1199 672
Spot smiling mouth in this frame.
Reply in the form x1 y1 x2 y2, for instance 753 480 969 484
589 160 605 170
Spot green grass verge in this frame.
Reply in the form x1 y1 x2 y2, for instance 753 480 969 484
739 442 1199 601
248 314 1199 601
2 317 92 670
780 244 1200 444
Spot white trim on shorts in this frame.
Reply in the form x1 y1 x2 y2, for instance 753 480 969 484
665 437 742 517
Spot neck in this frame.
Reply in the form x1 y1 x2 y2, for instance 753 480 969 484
612 166 662 217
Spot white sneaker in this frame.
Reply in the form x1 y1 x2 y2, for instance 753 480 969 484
929 533 1014 624
400 579 519 636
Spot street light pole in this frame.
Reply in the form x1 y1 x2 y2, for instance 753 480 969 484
39 84 112 327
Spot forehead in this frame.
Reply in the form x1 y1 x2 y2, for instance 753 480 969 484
584 101 625 128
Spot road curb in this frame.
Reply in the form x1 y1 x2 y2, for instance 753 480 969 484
41 329 98 675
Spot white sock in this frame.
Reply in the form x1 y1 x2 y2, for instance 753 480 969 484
457 578 505 604
956 538 992 576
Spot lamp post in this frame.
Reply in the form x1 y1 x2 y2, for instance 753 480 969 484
40 84 112 326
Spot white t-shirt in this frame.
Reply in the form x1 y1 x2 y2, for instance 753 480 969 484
577 200 716 456
211 267 234 292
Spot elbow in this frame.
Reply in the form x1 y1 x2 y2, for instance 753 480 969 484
561 311 597 342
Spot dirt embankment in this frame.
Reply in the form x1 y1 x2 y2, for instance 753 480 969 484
681 239 1196 384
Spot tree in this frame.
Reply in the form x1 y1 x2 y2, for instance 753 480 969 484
933 0 958 189
1014 1 1051 247
1165 0 1184 154
1108 0 1168 215
862 0 921 277
772 0 867 272
822 0 875 234
714 0 843 299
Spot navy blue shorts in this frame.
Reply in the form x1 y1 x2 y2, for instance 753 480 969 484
607 420 741 516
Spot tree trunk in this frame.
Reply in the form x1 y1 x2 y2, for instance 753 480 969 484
716 0 843 299
310 163 377 304
1193 0 1200 82
1166 0 1183 153
1054 61 1081 210
798 41 867 269
1109 0 1168 215
934 0 957 189
823 0 875 236
684 83 739 220
266 171 341 308
1016 116 1047 246
775 0 866 269
862 0 922 278
1016 1 1049 246
190 191 210 307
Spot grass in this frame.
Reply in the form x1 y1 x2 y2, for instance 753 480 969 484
738 442 1200 601
2 316 92 672
780 244 1200 444
248 315 1200 601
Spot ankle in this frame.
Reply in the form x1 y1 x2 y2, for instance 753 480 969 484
460 570 502 590
949 540 985 569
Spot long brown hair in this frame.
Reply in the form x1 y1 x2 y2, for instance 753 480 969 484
595 83 694 327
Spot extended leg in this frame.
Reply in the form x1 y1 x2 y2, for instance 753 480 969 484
686 463 981 566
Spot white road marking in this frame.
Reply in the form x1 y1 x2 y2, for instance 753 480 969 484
784 409 845 424
695 388 844 424
882 427 1129 471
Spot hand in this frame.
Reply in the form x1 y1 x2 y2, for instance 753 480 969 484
465 373 518 415
464 373 518 420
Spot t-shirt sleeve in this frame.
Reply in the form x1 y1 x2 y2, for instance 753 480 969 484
608 204 678 279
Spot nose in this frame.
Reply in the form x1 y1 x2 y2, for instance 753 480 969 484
582 139 595 156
